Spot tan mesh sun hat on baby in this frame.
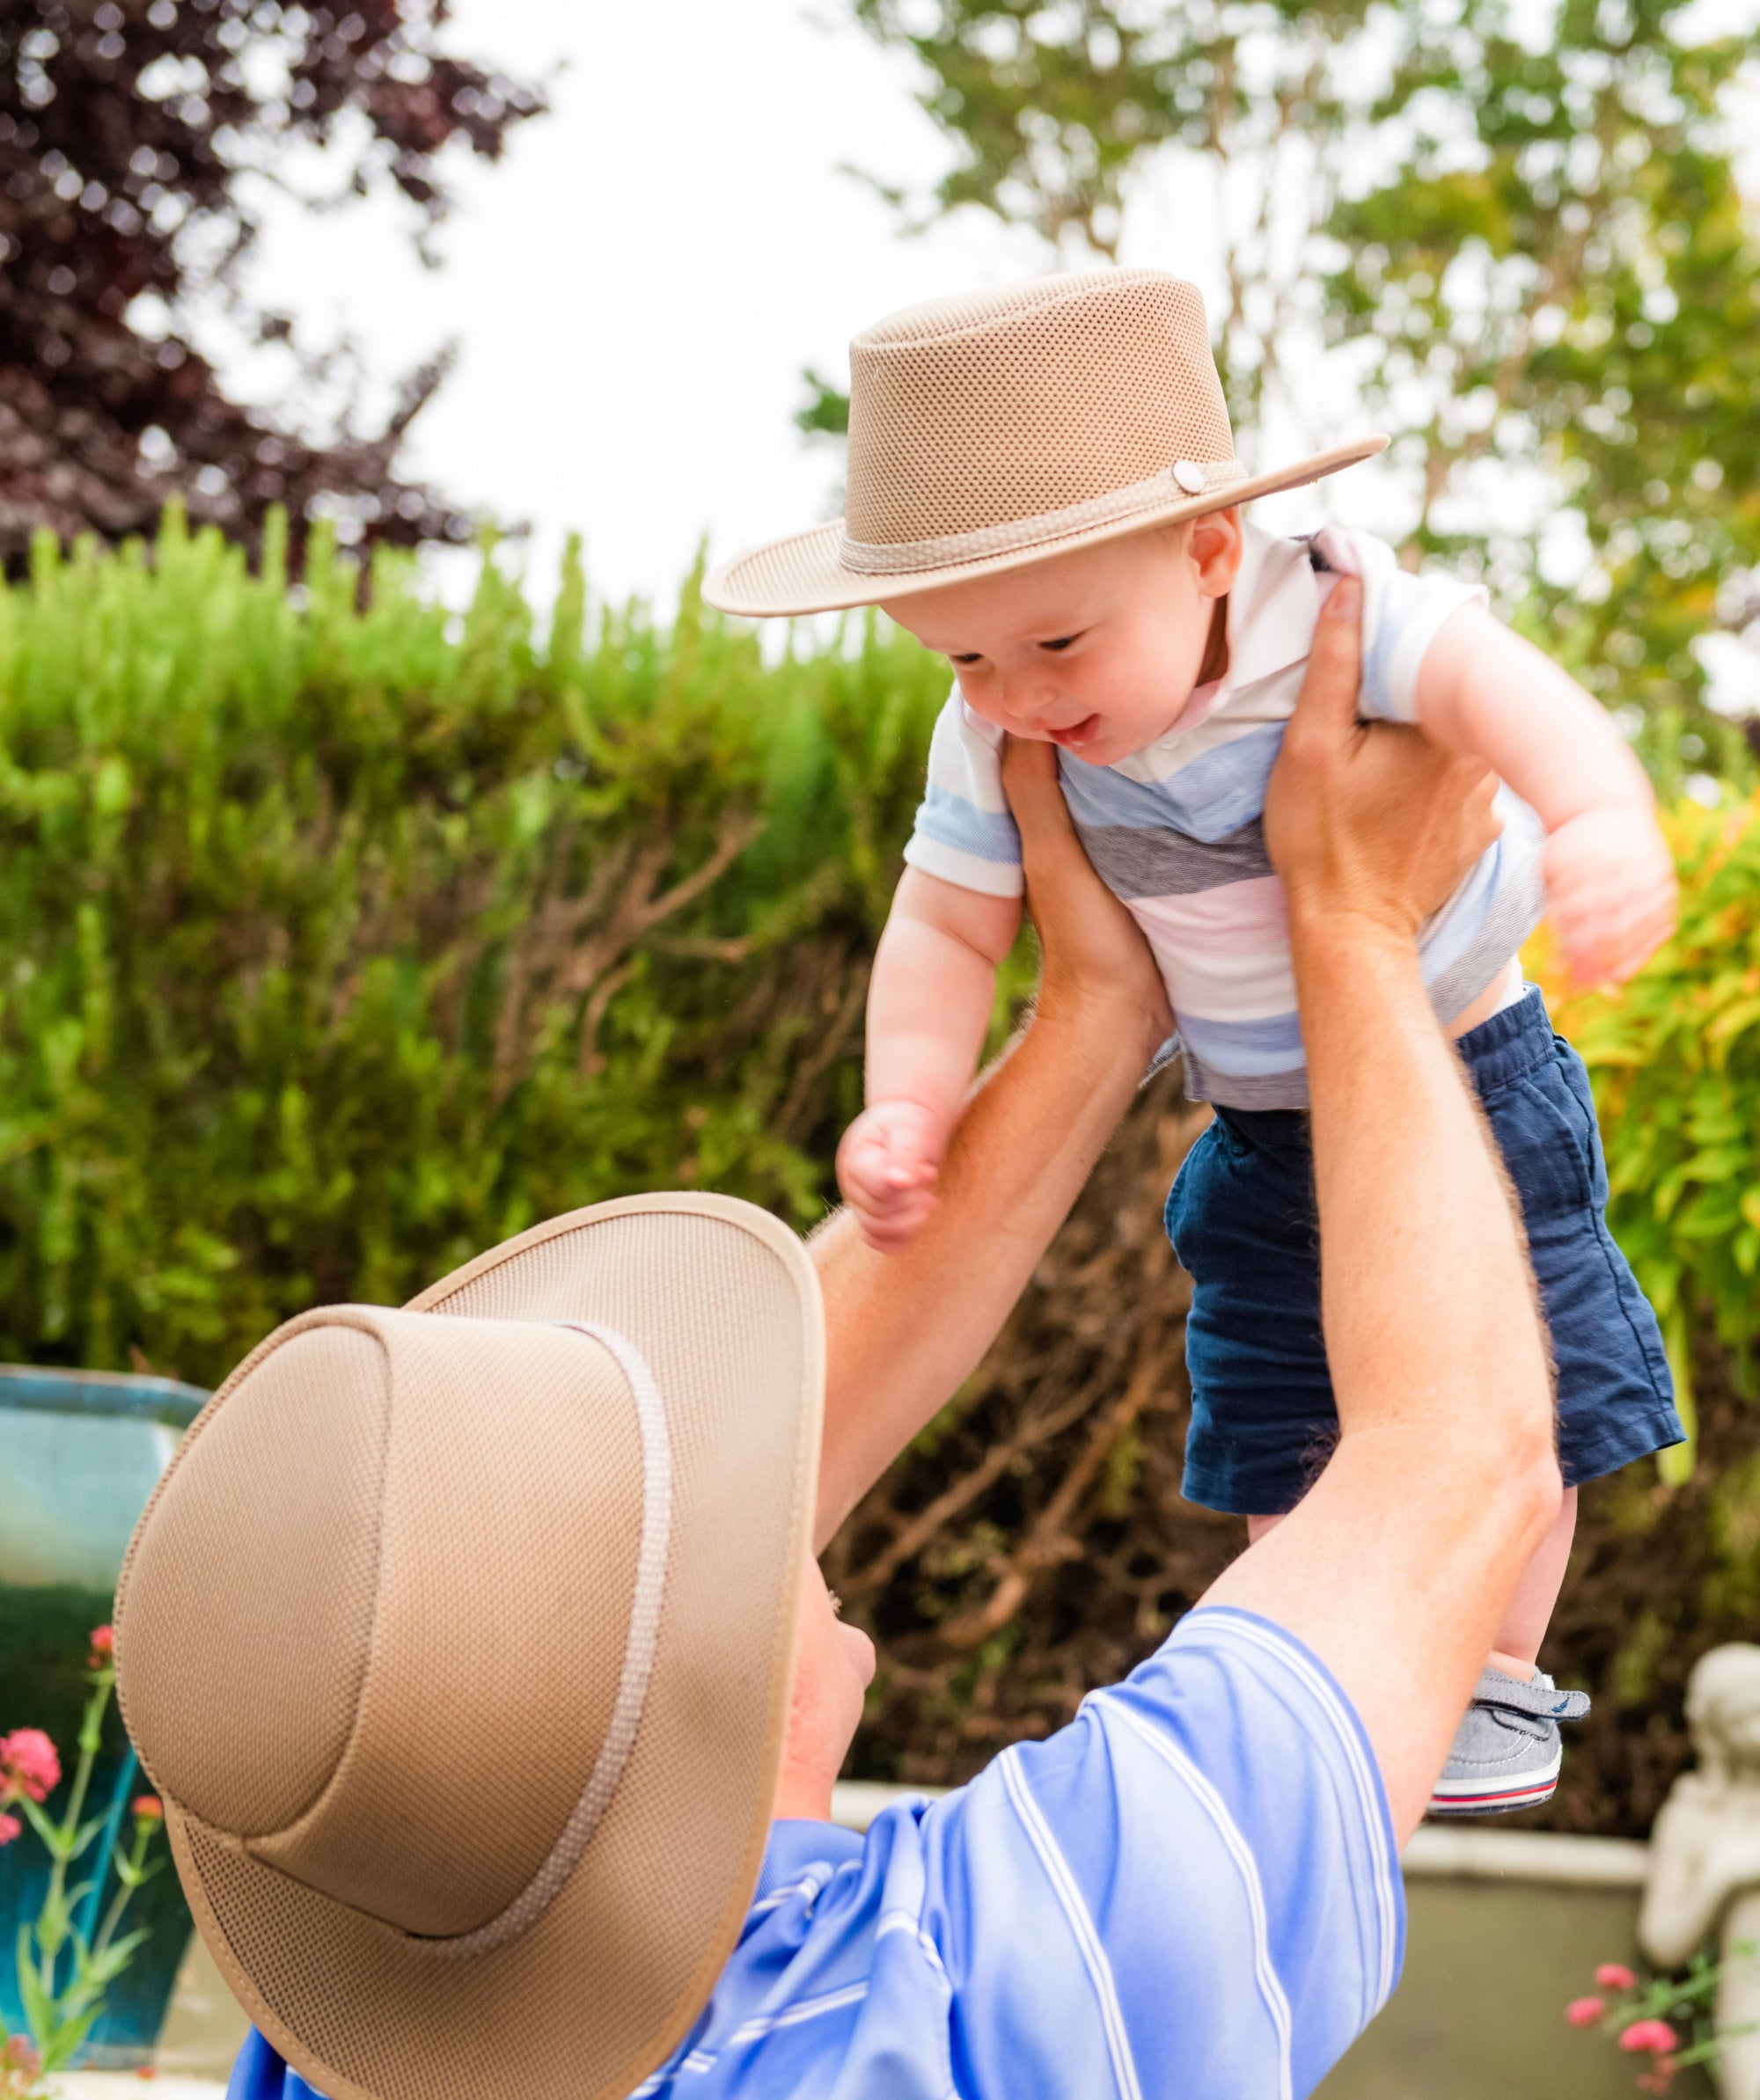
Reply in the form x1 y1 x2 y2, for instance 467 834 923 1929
704 267 1387 618
112 1193 824 2100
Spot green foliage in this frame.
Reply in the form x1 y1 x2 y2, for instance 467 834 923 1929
0 509 953 1386
1327 0 1760 736
795 368 853 442
851 0 1218 260
1532 793 1760 1419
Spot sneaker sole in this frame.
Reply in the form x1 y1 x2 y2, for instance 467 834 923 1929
1426 1748 1561 1818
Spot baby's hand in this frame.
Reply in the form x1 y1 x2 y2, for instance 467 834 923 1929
836 1100 950 1253
1543 807 1677 987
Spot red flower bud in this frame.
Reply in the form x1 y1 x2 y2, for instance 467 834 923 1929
131 1795 164 1824
1595 1962 1637 1991
88 1625 115 1661
1619 2019 1678 2054
1566 1996 1606 2027
0 1812 20 1847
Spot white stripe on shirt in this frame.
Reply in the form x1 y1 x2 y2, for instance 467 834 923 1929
1194 1612 1400 2022
1088 1688 1295 2100
999 1745 1146 2100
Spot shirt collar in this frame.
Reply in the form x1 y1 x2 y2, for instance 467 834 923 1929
1214 519 1324 697
752 1817 863 1905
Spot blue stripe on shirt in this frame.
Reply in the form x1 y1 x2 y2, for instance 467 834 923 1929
1057 725 1288 842
913 782 1023 866
1173 1006 1306 1072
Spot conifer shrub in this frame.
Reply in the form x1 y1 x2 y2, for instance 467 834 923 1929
0 511 959 1384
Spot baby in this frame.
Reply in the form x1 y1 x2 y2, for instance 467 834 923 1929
704 268 1683 1817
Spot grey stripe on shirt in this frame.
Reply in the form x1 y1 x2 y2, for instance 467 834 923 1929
1077 816 1273 900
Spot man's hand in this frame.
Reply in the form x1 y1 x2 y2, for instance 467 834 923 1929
1265 577 1502 940
1002 736 1172 1068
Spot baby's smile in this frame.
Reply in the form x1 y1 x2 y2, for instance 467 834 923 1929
1045 713 1104 752
882 514 1242 771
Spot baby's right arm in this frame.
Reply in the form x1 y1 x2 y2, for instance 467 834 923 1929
838 867 1023 1252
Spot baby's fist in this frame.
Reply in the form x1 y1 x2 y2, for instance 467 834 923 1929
836 1100 950 1253
1543 806 1677 988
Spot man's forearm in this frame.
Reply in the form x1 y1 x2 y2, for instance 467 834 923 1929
812 989 1148 1549
1295 908 1548 1443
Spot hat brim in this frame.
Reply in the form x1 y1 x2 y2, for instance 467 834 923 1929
703 436 1389 618
157 1193 823 2100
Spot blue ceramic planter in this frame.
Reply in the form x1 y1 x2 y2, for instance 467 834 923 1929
0 1366 208 2067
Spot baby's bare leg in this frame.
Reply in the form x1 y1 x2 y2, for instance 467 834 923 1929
1247 1482 1579 1677
1486 1484 1577 1675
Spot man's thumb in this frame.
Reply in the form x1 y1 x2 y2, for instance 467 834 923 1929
1298 575 1365 725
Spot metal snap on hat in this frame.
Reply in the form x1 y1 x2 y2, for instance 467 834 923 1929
113 1193 824 2100
703 267 1387 618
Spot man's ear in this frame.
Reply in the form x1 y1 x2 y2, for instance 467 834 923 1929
1190 506 1244 598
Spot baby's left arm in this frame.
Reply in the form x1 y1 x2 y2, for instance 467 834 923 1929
1415 605 1677 985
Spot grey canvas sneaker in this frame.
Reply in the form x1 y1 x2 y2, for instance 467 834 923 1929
1427 1666 1592 1818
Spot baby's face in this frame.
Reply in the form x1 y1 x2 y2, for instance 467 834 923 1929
883 509 1243 769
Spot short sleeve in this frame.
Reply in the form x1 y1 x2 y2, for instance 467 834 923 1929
902 691 1023 898
1309 526 1485 726
918 1605 1404 2100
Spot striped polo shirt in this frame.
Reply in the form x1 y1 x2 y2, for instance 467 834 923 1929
224 1609 1401 2100
904 523 1547 1108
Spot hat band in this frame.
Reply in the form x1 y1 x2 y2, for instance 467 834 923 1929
420 1321 673 1960
837 457 1248 578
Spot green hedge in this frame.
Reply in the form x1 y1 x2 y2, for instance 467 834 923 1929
0 512 969 1387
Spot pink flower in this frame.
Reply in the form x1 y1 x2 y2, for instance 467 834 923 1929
0 1728 60 1804
1566 1995 1606 2027
0 1813 19 1847
89 1625 114 1660
132 1795 164 1824
1596 1961 1639 1991
3 2035 41 2075
1619 2019 1678 2054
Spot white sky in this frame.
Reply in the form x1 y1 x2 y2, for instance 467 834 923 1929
208 0 1032 610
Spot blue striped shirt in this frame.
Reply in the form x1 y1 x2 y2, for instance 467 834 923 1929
226 1606 1403 2100
904 523 1546 1108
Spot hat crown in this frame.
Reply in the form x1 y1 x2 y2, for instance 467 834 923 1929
117 1306 648 1941
842 268 1235 549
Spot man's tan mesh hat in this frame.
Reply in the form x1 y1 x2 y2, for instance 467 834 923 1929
113 1193 823 2100
703 267 1387 618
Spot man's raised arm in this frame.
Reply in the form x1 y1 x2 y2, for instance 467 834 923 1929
1205 578 1562 1841
811 743 1171 1549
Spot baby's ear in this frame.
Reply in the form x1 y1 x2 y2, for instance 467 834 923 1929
1190 505 1245 596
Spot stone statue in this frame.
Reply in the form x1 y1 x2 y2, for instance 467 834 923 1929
1640 1644 1760 2096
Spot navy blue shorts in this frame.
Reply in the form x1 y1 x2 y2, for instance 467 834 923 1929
1166 985 1683 1516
